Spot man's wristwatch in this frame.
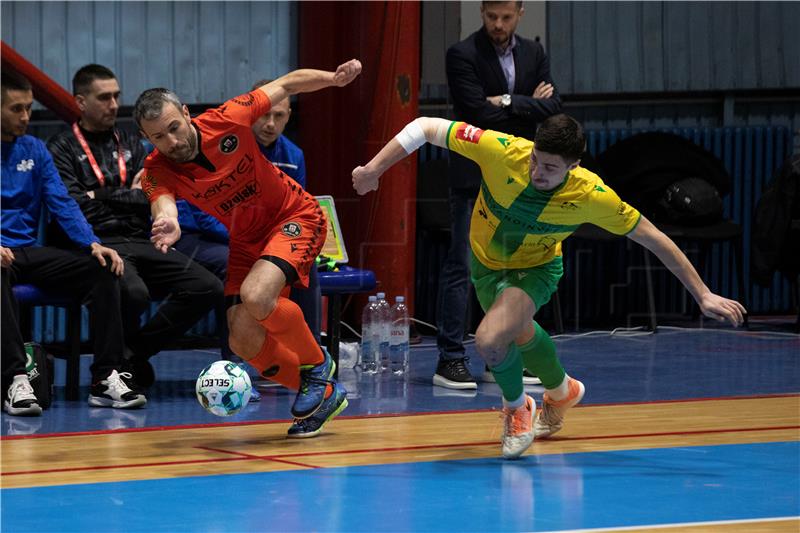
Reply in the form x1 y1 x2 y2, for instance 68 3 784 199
500 94 512 108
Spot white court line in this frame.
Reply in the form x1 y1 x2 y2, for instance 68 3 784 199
539 515 800 533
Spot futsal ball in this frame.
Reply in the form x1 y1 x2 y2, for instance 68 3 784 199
195 361 252 417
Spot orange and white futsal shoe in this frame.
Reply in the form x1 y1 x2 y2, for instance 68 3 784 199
501 394 536 459
534 377 585 439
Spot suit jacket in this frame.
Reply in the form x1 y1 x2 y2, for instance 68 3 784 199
446 27 562 189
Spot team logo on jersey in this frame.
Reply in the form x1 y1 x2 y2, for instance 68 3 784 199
232 93 256 107
220 135 239 154
16 159 34 172
282 222 302 238
455 123 484 144
141 175 157 199
537 236 557 251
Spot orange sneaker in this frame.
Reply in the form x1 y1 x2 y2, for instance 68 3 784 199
501 394 536 459
534 378 585 439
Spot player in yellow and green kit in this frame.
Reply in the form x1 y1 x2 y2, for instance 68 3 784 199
352 114 746 460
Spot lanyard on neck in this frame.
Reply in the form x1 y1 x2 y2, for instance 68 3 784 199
71 123 127 187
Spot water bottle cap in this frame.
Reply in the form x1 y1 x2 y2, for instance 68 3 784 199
396 296 405 302
376 292 386 299
368 295 377 301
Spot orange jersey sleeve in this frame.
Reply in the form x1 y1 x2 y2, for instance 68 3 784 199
140 157 177 203
214 89 272 127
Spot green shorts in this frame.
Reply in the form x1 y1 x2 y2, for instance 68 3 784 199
470 254 564 313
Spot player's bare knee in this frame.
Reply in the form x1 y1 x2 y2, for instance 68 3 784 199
239 286 277 321
475 328 506 366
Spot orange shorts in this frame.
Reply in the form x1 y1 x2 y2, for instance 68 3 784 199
225 193 327 296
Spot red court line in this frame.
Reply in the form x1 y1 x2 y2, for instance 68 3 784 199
2 392 797 442
194 445 319 470
3 456 249 477
4 424 797 477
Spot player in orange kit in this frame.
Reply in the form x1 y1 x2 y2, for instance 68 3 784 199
133 59 362 437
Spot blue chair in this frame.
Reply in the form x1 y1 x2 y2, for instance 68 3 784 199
318 266 376 373
12 284 82 401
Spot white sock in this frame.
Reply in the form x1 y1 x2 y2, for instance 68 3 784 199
545 375 571 402
502 393 526 410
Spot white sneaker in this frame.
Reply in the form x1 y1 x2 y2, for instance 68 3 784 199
88 370 147 409
3 375 42 416
534 378 585 439
501 394 536 459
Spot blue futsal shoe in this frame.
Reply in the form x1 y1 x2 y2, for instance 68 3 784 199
287 382 348 438
291 347 336 419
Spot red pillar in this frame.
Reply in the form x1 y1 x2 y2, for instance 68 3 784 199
299 2 420 315
1 41 80 123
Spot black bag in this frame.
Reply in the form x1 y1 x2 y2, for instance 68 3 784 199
24 342 54 409
654 177 724 226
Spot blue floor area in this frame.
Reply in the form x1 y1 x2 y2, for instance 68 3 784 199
2 328 798 436
3 441 798 532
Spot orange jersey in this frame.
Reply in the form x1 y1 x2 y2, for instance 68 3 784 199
141 90 326 293
141 90 304 237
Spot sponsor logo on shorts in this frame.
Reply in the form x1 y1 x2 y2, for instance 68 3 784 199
282 222 302 238
290 243 299 253
220 135 239 154
214 180 260 215
456 123 484 144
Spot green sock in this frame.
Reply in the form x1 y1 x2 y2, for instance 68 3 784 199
488 345 524 402
518 321 566 390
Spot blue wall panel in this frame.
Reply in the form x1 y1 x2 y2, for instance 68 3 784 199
549 1 800 94
1 1 296 105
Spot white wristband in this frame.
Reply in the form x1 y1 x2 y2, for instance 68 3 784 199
394 120 426 154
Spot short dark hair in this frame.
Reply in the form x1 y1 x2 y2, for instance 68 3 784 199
133 88 183 128
482 1 523 9
1 70 32 96
533 114 586 163
72 64 116 95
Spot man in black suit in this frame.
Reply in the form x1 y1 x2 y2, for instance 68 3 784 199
433 1 563 390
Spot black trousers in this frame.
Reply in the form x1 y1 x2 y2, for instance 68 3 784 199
2 246 126 393
104 238 223 360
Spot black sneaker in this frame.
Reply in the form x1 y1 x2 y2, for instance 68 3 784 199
482 365 542 385
88 370 147 409
433 358 477 390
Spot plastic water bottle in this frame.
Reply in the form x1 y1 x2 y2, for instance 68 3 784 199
389 296 410 375
360 296 380 374
376 292 391 372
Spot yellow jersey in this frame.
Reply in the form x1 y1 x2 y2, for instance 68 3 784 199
445 121 641 270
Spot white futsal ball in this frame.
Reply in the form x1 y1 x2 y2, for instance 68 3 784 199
196 361 252 417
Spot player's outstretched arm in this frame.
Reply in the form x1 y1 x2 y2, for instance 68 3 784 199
352 117 451 195
626 216 747 326
150 194 181 254
258 59 362 107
